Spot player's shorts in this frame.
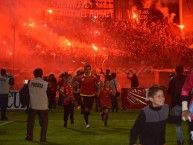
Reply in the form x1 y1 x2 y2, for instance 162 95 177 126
82 96 94 110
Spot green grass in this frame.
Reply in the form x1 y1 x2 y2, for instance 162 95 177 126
0 108 190 145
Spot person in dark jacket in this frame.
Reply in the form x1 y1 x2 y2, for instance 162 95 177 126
130 85 181 145
48 74 57 109
167 66 187 145
100 68 112 81
127 71 139 88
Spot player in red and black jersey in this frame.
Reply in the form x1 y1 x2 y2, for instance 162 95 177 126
77 65 100 128
60 74 75 128
99 79 115 127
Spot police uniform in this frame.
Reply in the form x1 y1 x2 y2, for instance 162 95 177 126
26 77 48 142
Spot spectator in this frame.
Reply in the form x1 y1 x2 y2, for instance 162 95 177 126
18 19 189 69
100 68 112 81
127 71 139 88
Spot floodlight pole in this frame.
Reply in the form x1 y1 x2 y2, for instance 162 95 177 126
179 0 183 25
13 26 15 75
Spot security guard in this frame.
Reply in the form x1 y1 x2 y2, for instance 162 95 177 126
25 68 49 142
0 69 12 120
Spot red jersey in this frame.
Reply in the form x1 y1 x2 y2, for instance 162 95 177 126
49 83 57 93
99 87 113 108
77 73 99 96
60 83 74 105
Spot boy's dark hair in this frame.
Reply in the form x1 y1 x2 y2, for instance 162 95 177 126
59 73 65 78
111 73 116 79
77 70 82 75
34 68 43 78
1 69 6 76
49 73 55 78
106 69 110 74
148 85 165 98
80 71 85 75
68 74 72 78
84 65 91 69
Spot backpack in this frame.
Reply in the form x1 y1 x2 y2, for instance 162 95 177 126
19 84 30 108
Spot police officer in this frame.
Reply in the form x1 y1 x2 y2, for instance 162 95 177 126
0 69 12 120
25 68 49 142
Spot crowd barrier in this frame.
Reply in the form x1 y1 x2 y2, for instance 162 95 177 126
121 88 170 110
7 90 25 110
121 88 148 110
7 88 170 110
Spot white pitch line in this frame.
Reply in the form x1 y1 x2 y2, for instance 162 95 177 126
49 120 135 122
0 121 15 126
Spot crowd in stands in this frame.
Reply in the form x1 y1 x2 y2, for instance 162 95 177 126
17 18 192 68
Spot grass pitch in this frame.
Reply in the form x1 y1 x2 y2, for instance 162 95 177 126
0 108 190 145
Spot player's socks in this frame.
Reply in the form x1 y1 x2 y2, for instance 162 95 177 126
84 111 89 125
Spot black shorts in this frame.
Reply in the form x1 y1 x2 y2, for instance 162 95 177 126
82 96 94 110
